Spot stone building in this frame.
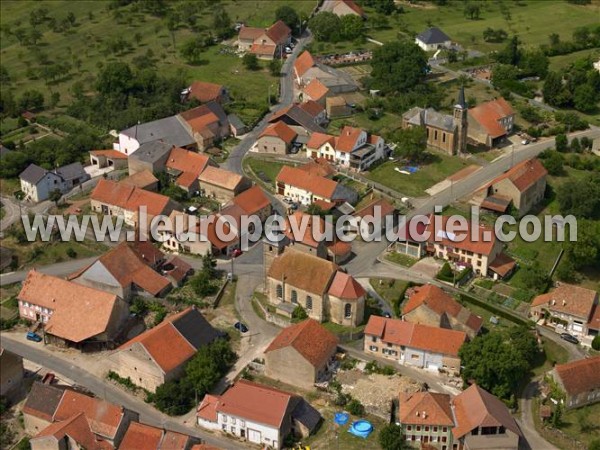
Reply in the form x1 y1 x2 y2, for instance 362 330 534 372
550 356 600 409
198 166 252 204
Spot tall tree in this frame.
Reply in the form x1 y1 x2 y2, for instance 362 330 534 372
275 5 299 32
392 126 427 162
370 40 428 93
379 424 406 450
308 12 341 42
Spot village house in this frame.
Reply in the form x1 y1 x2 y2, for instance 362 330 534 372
69 241 192 301
116 116 196 156
326 96 351 118
183 81 229 104
364 316 467 375
198 166 252 204
159 211 212 256
306 126 386 171
303 78 330 104
19 162 90 203
256 121 298 154
472 158 547 217
331 0 365 18
398 391 456 448
30 412 112 450
353 198 396 236
415 27 452 51
468 97 515 147
89 149 128 170
0 347 24 401
529 283 599 341
268 103 327 134
110 307 221 392
266 247 365 326
90 178 180 228
395 214 515 279
276 165 358 206
550 356 600 409
293 50 316 86
196 379 321 449
293 51 359 97
402 284 483 338
229 184 273 221
23 381 138 447
127 141 174 175
299 100 327 125
177 102 231 151
18 271 129 350
165 146 215 194
238 20 292 60
402 87 468 155
264 319 339 389
119 422 199 450
228 113 247 137
121 170 159 191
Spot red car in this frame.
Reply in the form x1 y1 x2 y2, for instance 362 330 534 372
231 249 243 258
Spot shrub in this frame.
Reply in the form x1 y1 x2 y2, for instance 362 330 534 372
347 398 365 416
592 335 600 351
291 305 308 322
66 247 77 258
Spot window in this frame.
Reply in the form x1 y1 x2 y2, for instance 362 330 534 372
433 427 438 432
425 426 429 432
407 426 412 431
371 336 377 342
442 436 447 443
291 290 298 304
232 418 236 425
369 345 378 352
276 284 283 299
442 132 446 143
306 296 313 310
434 130 438 140
344 303 352 318
442 427 447 433
411 354 420 360
222 415 228 423
416 426 421 432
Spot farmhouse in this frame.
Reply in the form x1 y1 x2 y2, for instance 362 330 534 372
264 319 339 389
198 166 252 204
550 356 600 409
398 391 455 447
256 121 298 155
19 162 90 203
178 102 231 150
468 97 515 147
18 271 129 350
415 27 452 51
238 20 292 60
110 307 221 392
119 422 199 450
116 116 196 155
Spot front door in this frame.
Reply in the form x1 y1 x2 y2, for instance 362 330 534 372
248 428 261 444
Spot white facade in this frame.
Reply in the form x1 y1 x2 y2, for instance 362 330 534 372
115 133 141 155
197 413 282 449
415 38 451 52
20 172 63 203
19 300 53 324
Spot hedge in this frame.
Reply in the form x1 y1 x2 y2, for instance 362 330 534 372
459 294 533 328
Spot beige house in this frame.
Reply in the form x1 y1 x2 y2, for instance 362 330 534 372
331 0 365 18
256 121 298 155
159 210 213 256
89 149 128 170
473 158 547 217
110 307 220 392
264 319 338 390
237 20 291 60
199 166 252 204
550 356 600 409
266 248 365 326
468 97 515 148
0 347 23 401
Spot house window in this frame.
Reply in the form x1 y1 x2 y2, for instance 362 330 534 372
416 426 421 431
369 345 378 352
434 130 438 140
306 296 313 310
291 290 298 304
442 427 447 433
371 336 377 342
425 426 429 432
442 133 446 143
407 426 412 431
222 415 227 423
276 284 283 299
344 303 352 318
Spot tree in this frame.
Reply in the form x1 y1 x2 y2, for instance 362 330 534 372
379 424 405 450
213 7 232 39
580 136 592 150
497 36 522 66
570 137 581 153
190 271 215 297
66 11 76 26
464 3 480 20
543 72 566 107
520 50 549 78
185 339 236 395
269 58 282 77
573 84 597 113
370 40 428 93
308 12 341 42
392 126 427 162
340 14 364 40
242 53 259 70
291 305 308 322
540 150 565 176
346 398 365 415
95 62 132 96
48 189 62 206
592 336 600 351
153 379 194 415
49 92 60 109
563 219 600 269
548 33 560 47
491 63 518 86
18 89 44 110
201 252 217 277
555 133 568 152
180 37 206 64
557 175 600 219
519 262 550 293
275 5 299 32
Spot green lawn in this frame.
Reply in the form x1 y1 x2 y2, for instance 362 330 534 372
558 403 600 449
384 252 418 268
370 278 410 304
329 110 403 137
243 157 290 190
366 153 473 197
365 1 600 53
549 48 600 71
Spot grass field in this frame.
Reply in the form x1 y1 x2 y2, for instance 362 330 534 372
549 48 600 71
329 110 403 138
365 1 600 53
366 153 473 197
242 157 290 190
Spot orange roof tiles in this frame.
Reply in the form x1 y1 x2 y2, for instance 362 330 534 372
306 132 335 150
336 0 365 16
488 252 516 278
299 100 325 117
266 20 291 44
468 98 514 138
231 185 270 216
336 126 363 153
188 81 224 103
54 390 125 439
354 198 395 219
122 170 158 189
34 413 111 450
294 51 316 78
238 26 264 41
328 272 365 299
90 149 128 159
554 356 600 396
250 43 276 57
276 165 339 200
487 158 548 193
304 79 329 102
284 211 327 248
166 147 211 188
326 240 352 257
265 319 338 368
268 248 338 295
424 214 497 256
531 283 597 319
18 271 123 343
119 422 163 450
199 166 245 191
197 394 219 422
298 159 335 177
259 121 298 144
91 178 174 217
398 392 454 426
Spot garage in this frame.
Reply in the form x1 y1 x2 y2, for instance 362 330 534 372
425 362 440 371
248 428 261 444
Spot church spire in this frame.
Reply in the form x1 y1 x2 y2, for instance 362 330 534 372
456 84 466 109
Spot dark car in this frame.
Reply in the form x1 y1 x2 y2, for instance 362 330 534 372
234 322 249 333
26 331 42 342
383 312 392 318
560 333 579 345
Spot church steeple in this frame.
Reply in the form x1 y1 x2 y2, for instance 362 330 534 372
456 84 467 109
453 85 468 155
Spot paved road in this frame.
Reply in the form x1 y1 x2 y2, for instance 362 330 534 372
0 336 243 449
518 381 558 450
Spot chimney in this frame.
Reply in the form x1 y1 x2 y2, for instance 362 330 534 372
562 300 566 306
421 411 427 419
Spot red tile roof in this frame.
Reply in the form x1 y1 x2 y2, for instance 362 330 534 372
488 252 516 278
299 100 325 117
294 51 316 78
197 394 219 422
452 384 521 439
365 316 467 356
250 43 276 57
530 283 597 319
266 20 292 44
91 179 174 217
121 170 158 190
90 149 128 159
259 121 298 144
18 271 123 344
34 413 112 450
199 166 246 191
468 97 514 138
231 185 271 216
306 132 336 150
328 271 365 299
326 240 352 257
217 379 294 428
54 390 124 440
276 165 339 200
238 26 264 41
284 211 327 248
336 126 363 153
265 319 338 368
298 159 335 177
486 158 547 193
354 198 395 219
304 79 329 101
335 0 365 17
424 214 498 256
554 356 600 396
268 248 338 295
119 422 163 450
166 147 211 188
188 81 224 103
398 392 454 426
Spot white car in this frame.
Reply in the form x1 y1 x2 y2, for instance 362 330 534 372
521 139 530 145
285 47 293 54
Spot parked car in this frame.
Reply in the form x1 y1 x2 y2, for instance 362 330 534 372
289 203 298 210
283 197 293 204
383 312 392 318
521 139 530 145
231 248 243 258
26 331 42 342
234 322 249 333
560 333 579 344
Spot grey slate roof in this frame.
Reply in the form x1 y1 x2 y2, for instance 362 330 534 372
172 307 222 349
292 399 322 433
55 162 87 182
129 141 173 164
269 105 326 134
227 114 246 132
404 107 455 132
23 382 65 420
121 116 195 148
332 183 358 204
417 27 451 45
19 164 50 185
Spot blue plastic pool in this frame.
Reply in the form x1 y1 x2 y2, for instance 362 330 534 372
334 412 350 425
348 420 373 438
